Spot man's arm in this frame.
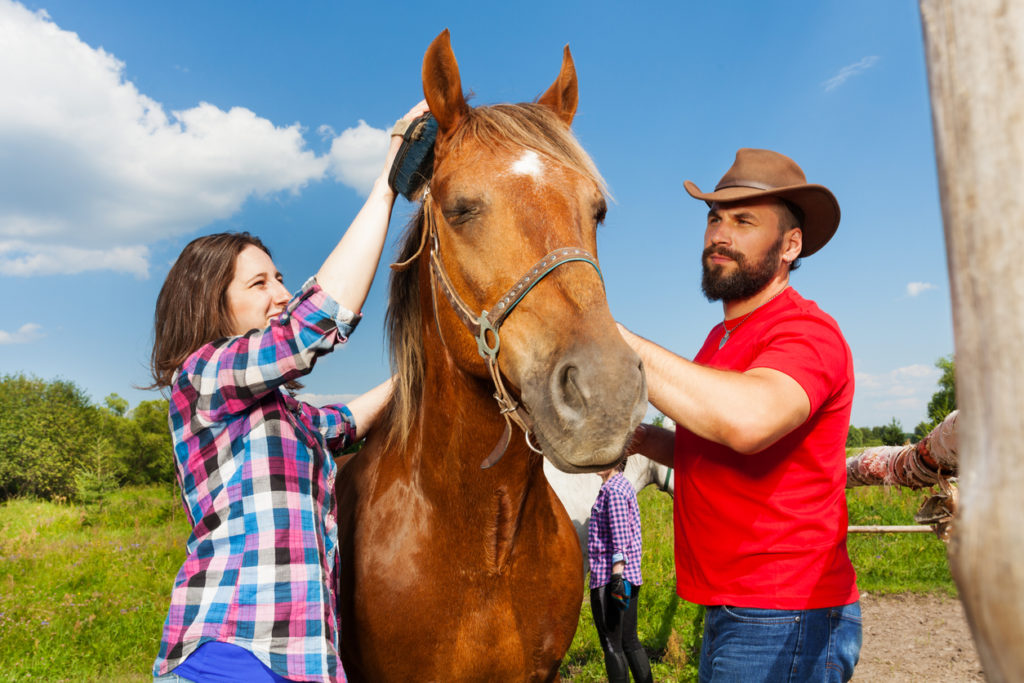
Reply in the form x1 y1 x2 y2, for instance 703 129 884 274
618 324 810 454
626 423 676 469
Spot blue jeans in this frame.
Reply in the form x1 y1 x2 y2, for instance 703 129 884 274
700 601 862 682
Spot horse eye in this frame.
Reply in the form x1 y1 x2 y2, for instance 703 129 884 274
594 201 608 225
442 198 484 226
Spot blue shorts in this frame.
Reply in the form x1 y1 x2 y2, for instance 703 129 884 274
700 601 862 682
154 641 291 682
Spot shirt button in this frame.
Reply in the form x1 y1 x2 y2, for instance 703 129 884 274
326 512 335 526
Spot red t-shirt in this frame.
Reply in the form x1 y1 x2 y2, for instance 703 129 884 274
673 287 858 609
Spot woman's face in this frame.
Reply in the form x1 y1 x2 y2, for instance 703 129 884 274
225 245 291 336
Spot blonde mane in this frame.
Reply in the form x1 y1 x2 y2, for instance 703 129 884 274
377 102 607 452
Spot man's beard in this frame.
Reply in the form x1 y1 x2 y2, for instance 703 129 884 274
701 235 783 302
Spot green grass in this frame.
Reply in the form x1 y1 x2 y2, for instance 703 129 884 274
0 483 953 681
561 487 702 682
0 486 189 682
846 485 956 595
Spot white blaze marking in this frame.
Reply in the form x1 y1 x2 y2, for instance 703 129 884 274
510 150 544 179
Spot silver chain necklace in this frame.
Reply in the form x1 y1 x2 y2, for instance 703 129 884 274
718 288 786 349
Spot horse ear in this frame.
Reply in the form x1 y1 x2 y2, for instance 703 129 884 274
422 29 469 133
536 45 578 126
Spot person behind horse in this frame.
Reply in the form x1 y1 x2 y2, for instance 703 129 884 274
588 459 653 683
149 101 428 683
618 148 861 682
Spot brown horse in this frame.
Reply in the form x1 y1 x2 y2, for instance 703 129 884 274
336 30 647 681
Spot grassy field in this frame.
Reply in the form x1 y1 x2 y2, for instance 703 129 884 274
0 483 954 682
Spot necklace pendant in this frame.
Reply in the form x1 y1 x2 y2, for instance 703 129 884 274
719 330 730 349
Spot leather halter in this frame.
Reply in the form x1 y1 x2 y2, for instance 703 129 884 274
399 190 603 469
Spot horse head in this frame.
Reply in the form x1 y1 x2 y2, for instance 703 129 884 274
389 29 647 474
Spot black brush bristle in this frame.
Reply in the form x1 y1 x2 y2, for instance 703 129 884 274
388 114 438 200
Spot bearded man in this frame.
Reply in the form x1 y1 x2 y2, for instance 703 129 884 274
618 148 861 682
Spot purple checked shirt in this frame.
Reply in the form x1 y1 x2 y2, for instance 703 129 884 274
154 278 359 683
588 472 643 589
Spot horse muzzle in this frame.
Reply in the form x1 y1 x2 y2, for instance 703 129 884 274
522 340 648 473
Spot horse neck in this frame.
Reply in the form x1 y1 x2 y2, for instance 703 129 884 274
626 455 672 494
408 322 542 505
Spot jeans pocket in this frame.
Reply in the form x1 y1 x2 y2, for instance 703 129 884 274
721 605 802 625
827 602 863 682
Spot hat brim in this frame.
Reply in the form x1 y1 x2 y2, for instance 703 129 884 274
683 180 840 257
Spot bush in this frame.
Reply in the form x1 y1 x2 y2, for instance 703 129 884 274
100 397 175 486
0 377 174 503
0 373 101 500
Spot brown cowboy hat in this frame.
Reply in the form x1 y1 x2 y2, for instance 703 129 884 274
684 148 840 257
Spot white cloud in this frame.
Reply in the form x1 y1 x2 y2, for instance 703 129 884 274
0 240 149 277
906 281 936 297
853 363 942 427
326 120 390 196
0 322 44 345
822 56 880 92
0 0 381 277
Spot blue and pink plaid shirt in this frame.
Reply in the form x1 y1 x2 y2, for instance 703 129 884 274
587 472 644 589
153 278 359 683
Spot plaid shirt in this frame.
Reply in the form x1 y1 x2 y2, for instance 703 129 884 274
153 278 359 683
588 472 643 589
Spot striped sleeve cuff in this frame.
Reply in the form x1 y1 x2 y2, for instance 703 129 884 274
285 276 362 339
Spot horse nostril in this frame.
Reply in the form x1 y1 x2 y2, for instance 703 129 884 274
556 363 587 420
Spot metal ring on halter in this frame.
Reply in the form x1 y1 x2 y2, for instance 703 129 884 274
523 430 543 454
476 314 500 359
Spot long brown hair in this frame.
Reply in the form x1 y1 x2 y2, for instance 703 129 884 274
149 232 271 388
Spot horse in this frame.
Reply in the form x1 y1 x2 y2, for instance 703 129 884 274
335 30 647 682
544 454 673 573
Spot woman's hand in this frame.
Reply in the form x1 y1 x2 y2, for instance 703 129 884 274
378 100 431 193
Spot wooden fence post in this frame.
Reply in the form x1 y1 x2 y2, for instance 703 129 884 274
919 1 1024 680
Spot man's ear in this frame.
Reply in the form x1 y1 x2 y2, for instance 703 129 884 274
782 227 803 264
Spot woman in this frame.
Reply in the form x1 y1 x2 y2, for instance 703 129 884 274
150 101 428 683
588 459 653 683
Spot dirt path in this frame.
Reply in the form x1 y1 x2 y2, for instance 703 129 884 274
855 592 984 681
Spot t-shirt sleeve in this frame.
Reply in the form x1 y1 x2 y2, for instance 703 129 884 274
748 315 848 416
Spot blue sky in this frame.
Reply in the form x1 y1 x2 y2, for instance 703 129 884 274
0 0 951 430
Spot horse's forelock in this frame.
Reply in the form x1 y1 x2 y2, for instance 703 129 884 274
439 103 608 196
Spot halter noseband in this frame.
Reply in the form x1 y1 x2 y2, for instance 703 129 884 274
400 189 603 469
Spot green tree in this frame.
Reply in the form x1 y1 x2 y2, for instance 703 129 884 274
913 355 957 440
0 374 100 500
846 425 864 448
926 355 956 424
97 397 174 486
879 417 907 446
104 393 129 417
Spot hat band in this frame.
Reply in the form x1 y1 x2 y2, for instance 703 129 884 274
714 180 777 192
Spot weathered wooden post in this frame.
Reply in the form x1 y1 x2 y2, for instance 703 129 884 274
919 1 1024 680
